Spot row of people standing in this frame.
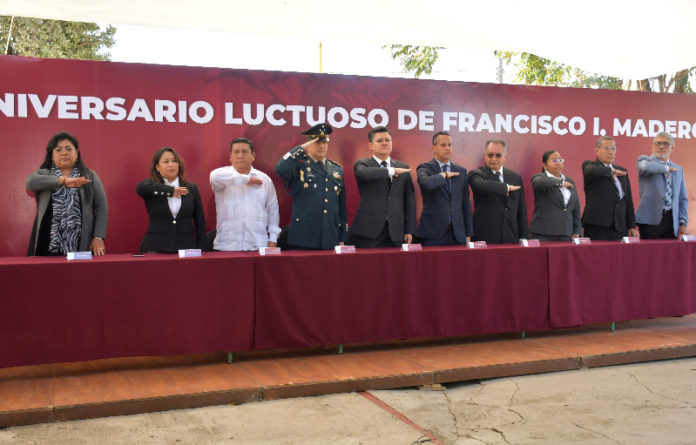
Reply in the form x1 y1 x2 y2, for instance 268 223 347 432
26 127 689 256
278 124 689 250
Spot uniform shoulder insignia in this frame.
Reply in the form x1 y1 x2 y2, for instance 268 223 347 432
328 159 342 168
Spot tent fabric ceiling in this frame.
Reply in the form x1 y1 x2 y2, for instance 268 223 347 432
1 0 694 80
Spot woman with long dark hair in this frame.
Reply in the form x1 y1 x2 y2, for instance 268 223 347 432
26 131 108 256
136 147 206 253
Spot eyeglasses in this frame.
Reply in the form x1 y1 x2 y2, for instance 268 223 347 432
485 152 504 158
549 158 565 164
54 146 75 153
653 141 671 147
599 145 617 151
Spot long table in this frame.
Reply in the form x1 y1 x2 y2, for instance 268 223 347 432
547 241 696 327
0 252 255 368
254 245 551 349
1 240 694 368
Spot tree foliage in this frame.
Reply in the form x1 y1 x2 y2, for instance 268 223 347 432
387 44 694 93
495 51 625 90
386 45 443 78
1 16 116 60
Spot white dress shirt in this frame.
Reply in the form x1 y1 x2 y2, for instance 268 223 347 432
164 177 182 218
544 170 571 206
373 155 395 177
603 162 625 199
209 165 281 251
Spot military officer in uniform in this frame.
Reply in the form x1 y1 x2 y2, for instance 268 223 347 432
275 123 348 249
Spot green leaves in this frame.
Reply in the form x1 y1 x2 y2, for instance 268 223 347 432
0 16 115 60
387 45 693 93
495 51 624 89
385 44 443 78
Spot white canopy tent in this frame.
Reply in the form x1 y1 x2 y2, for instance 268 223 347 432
1 0 694 80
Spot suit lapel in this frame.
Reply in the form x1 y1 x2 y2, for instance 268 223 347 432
669 169 679 208
550 185 565 208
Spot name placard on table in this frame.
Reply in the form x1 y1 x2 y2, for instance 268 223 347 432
519 239 541 247
572 237 592 245
680 234 696 242
334 245 356 254
401 243 422 252
178 249 202 258
259 247 282 255
621 236 641 244
467 241 487 249
66 251 92 261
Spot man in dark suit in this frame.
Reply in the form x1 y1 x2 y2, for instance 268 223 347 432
469 139 528 244
416 131 474 246
350 126 416 247
275 123 348 249
582 136 639 240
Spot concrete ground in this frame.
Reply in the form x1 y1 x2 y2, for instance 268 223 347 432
1 358 695 445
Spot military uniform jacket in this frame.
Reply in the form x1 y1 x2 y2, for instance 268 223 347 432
468 166 529 244
275 145 348 249
581 159 636 233
350 157 416 242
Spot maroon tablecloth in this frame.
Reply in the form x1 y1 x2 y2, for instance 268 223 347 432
547 240 696 327
254 245 551 349
3 241 695 369
0 252 255 368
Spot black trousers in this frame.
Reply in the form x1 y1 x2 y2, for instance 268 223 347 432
638 210 676 239
529 233 572 242
422 225 460 246
354 221 399 248
583 223 625 241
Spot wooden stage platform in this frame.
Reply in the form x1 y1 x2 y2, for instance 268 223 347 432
2 315 695 428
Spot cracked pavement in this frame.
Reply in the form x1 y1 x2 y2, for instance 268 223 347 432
1 358 695 444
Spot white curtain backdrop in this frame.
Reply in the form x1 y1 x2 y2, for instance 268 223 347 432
1 0 694 79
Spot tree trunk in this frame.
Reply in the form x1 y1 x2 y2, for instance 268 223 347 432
672 68 691 93
637 79 652 91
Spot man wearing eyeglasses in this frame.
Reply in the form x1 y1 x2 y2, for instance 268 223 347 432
635 132 689 239
468 139 528 244
581 136 639 240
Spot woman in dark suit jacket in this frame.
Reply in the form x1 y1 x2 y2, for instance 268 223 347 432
529 150 581 241
136 147 206 253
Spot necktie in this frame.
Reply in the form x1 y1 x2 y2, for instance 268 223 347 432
664 164 673 208
381 160 391 189
612 170 624 199
319 160 327 172
442 164 451 193
494 171 502 182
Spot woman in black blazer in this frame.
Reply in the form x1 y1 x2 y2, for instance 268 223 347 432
529 150 581 242
136 147 206 253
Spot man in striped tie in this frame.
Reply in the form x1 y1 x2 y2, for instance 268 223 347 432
635 132 689 239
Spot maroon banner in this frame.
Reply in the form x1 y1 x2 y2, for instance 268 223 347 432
2 55 696 257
